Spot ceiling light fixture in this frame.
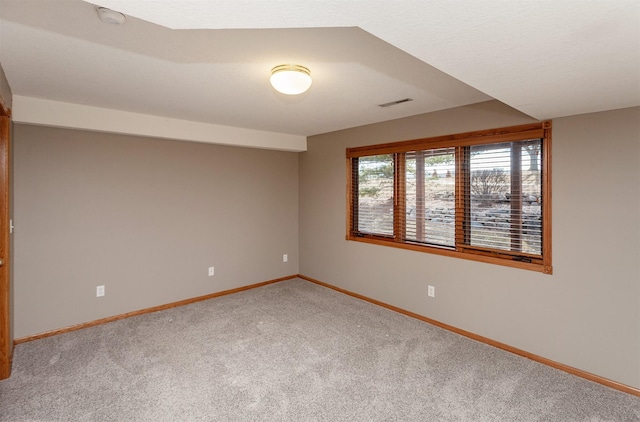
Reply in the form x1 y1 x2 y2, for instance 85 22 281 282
96 7 126 25
270 65 312 95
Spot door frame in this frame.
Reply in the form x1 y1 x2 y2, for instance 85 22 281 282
0 95 11 379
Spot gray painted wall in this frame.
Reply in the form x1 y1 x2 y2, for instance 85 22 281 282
13 124 299 337
299 101 640 389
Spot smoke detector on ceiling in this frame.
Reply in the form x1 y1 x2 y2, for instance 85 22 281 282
96 7 126 25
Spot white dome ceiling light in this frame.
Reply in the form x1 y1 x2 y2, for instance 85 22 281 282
270 65 312 95
96 7 126 25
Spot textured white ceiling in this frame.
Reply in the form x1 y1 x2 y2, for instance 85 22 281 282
1 0 638 138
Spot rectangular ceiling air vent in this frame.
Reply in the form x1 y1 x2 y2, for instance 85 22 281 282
378 98 413 108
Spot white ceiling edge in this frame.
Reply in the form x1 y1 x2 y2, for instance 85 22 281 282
12 96 307 152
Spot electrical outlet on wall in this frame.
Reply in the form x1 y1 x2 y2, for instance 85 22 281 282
96 285 105 297
283 254 288 263
428 285 435 298
208 266 215 277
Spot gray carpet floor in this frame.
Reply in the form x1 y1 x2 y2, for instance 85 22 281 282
1 278 639 421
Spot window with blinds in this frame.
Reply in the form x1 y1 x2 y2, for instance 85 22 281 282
405 148 455 247
353 154 394 237
466 140 542 256
347 122 552 274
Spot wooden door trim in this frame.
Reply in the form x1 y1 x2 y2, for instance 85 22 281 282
0 94 11 380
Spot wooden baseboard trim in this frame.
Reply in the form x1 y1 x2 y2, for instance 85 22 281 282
298 274 640 397
14 275 298 345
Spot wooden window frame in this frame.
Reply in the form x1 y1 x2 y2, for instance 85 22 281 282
346 122 552 274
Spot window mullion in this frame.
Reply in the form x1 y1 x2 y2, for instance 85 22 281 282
395 153 406 242
455 146 469 247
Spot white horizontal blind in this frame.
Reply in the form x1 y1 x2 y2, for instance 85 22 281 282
405 148 455 247
467 139 542 255
355 154 394 236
